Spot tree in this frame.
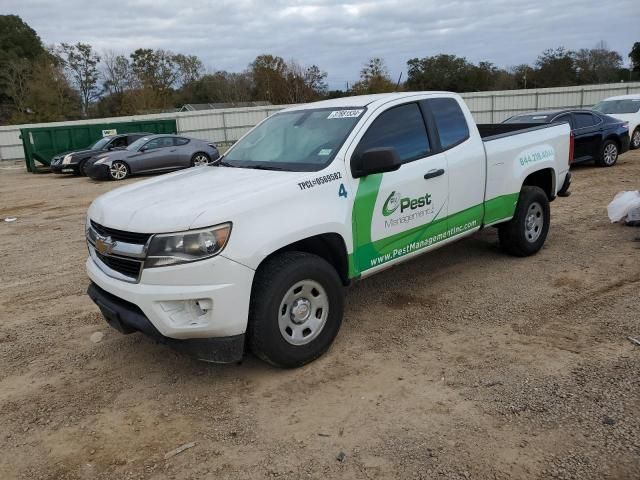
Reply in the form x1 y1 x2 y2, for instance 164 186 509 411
630 42 640 73
174 54 204 87
532 47 577 87
304 65 328 97
0 15 46 122
8 53 79 124
57 42 101 116
352 57 395 94
407 54 482 92
574 42 623 84
102 50 131 95
250 54 289 103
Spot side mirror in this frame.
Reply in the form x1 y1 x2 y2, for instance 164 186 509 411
351 147 402 178
107 145 115 150
139 146 147 152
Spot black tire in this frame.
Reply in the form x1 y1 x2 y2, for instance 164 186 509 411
78 159 89 176
190 152 211 167
595 139 618 167
248 251 344 368
498 186 550 257
631 128 640 150
109 160 130 181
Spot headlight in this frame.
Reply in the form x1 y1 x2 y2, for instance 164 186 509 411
144 223 232 268
94 156 109 165
62 154 72 165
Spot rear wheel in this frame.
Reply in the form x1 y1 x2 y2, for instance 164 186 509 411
596 140 618 167
191 152 211 167
498 186 550 257
631 128 640 150
248 252 344 368
109 161 130 180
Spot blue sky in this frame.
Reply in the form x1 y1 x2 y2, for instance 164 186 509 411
4 0 640 89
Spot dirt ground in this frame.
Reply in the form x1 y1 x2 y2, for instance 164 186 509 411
1 150 639 480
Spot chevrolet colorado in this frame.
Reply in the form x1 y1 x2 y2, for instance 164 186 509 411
85 92 572 368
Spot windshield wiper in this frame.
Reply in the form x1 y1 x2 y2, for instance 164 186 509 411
247 164 288 171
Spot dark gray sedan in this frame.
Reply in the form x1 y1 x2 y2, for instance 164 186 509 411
85 134 220 180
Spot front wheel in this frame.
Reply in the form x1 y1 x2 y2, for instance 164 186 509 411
248 252 344 368
498 186 550 257
109 161 130 181
596 140 618 167
631 128 640 150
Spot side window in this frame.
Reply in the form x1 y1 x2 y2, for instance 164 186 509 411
425 98 470 149
143 138 162 150
111 136 127 148
573 113 595 129
127 135 142 145
356 103 430 164
174 137 190 146
161 137 174 148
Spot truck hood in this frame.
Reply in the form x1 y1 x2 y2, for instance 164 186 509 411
88 166 304 233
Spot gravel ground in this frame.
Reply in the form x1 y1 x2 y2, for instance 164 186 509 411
0 150 639 479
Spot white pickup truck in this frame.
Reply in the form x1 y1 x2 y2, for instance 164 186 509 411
86 92 572 367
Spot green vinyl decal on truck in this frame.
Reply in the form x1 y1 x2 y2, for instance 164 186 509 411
349 173 519 277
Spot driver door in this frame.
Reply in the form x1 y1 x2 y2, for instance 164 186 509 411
350 102 449 275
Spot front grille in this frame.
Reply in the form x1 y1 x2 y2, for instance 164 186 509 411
95 251 142 279
91 220 152 245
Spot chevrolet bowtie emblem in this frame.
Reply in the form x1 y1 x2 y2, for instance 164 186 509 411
95 235 116 255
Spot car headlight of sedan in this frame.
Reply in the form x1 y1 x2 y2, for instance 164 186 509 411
94 156 110 165
144 223 232 268
62 154 73 165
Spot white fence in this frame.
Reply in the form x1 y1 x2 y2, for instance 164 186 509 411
2 81 640 163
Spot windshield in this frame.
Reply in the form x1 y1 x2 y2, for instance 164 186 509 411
504 114 551 124
127 136 151 151
223 108 365 171
593 99 640 114
90 137 111 150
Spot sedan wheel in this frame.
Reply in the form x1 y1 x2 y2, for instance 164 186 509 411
191 153 211 167
109 161 129 180
602 142 618 167
632 129 640 149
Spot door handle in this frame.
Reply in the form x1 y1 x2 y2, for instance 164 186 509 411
424 168 445 180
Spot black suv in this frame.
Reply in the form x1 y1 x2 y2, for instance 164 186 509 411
50 133 151 176
504 109 630 167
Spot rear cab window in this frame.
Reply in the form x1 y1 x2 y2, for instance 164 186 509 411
174 137 190 146
356 103 430 164
424 98 470 149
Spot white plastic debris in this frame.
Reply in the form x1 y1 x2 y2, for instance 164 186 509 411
607 191 640 224
4 217 17 222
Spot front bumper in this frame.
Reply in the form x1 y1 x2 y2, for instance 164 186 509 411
86 252 255 340
87 283 245 363
50 162 79 174
86 163 111 180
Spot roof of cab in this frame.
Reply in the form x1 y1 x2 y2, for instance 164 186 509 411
602 93 640 101
282 91 454 112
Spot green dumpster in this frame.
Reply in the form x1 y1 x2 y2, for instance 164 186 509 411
20 119 177 172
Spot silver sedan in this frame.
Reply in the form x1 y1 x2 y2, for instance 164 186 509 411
85 134 220 181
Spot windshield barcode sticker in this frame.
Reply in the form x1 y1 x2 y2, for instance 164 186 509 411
328 109 364 119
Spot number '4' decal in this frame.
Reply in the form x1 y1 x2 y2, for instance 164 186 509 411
338 183 348 198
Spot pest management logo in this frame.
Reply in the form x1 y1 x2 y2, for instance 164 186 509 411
382 191 401 216
381 191 434 229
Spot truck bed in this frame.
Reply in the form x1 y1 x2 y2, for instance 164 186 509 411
477 123 560 141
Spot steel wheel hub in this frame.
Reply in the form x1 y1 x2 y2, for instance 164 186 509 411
525 202 544 243
604 144 617 165
278 280 329 346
